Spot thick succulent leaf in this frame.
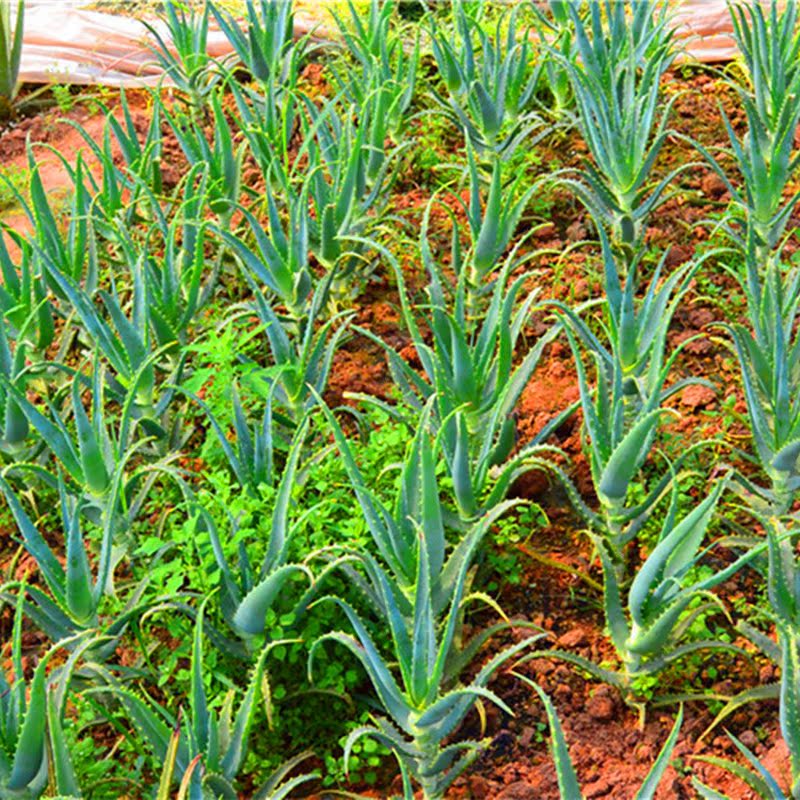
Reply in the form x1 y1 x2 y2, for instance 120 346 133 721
233 564 313 636
628 482 724 625
527 680 584 800
309 606 411 731
597 408 667 504
7 646 52 790
64 494 94 625
156 722 181 800
779 629 800 777
47 686 82 797
633 706 683 800
0 475 65 604
219 640 271 780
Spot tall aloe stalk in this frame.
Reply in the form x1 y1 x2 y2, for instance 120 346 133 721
310 512 541 800
0 0 23 118
553 233 706 558
722 0 800 263
723 237 800 513
556 0 679 250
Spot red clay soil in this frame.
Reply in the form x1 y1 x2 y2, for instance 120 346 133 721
0 67 793 799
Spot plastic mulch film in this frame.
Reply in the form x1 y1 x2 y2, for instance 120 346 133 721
672 1 749 63
12 1 751 88
14 1 327 87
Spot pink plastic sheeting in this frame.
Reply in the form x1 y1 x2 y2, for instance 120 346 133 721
16 3 326 87
12 2 752 88
672 1 746 63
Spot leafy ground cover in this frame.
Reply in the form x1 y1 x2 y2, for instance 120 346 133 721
0 1 799 799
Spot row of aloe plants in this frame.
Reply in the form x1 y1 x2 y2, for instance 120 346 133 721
0 1 798 798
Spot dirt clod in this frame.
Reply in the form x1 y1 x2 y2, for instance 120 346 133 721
585 688 616 722
495 781 538 800
680 384 717 409
584 778 613 798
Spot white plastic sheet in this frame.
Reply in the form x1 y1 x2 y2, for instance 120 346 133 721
11 1 753 89
14 1 327 87
672 1 744 63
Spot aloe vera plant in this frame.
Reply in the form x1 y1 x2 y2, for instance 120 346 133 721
145 0 224 113
461 147 536 295
211 0 302 88
317 397 511 620
65 95 164 235
3 368 177 531
0 475 158 660
429 1 542 158
0 0 23 118
300 97 404 296
13 148 98 297
357 226 562 522
245 271 351 424
331 0 394 69
732 0 800 132
62 151 133 248
554 235 705 555
157 740 317 800
693 521 800 799
330 0 418 136
109 606 277 798
187 382 278 497
251 752 319 800
187 418 312 645
0 234 54 355
697 0 800 261
726 245 800 513
42 255 159 414
556 0 680 249
165 93 244 220
310 514 542 800
697 92 800 263
100 88 164 198
217 188 312 324
228 76 300 194
522 481 765 709
136 166 220 350
0 597 86 799
530 0 580 119
520 678 683 800
157 749 318 800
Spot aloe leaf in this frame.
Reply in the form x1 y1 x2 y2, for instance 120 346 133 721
219 644 271 780
526 680 585 800
64 494 94 625
633 706 683 800
7 646 52 790
233 565 312 636
597 408 667 504
0 475 65 604
156 721 181 800
47 687 82 798
309 606 411 731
